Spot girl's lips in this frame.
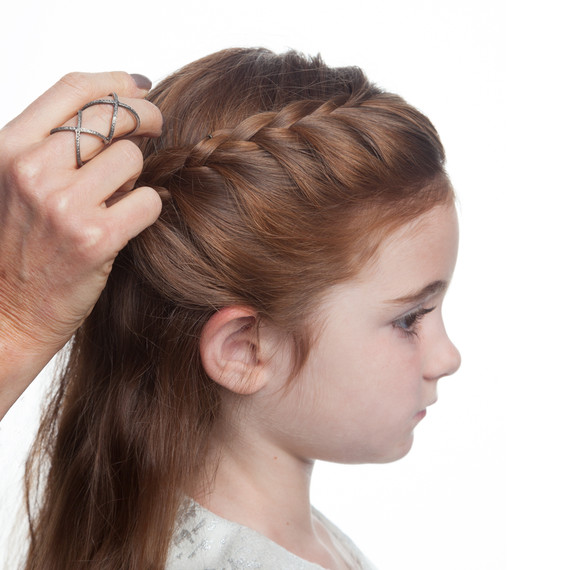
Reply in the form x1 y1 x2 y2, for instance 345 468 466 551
415 409 427 421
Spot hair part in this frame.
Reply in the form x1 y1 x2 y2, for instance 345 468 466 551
24 47 452 569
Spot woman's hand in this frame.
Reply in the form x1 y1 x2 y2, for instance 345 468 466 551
0 72 163 419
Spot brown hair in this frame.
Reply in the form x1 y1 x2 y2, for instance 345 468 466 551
24 48 452 569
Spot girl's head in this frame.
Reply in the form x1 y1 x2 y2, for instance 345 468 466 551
134 46 454 370
26 48 459 568
134 47 457 448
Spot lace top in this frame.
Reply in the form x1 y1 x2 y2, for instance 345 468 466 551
166 500 376 569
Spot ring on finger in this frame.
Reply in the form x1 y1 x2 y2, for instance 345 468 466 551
49 92 141 168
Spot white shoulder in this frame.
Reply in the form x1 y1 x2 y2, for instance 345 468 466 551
167 500 325 569
312 508 377 570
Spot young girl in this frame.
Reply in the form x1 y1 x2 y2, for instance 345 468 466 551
5 48 460 568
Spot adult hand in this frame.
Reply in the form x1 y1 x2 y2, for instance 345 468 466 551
0 72 163 419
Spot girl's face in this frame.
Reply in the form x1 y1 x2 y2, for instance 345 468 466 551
252 203 461 464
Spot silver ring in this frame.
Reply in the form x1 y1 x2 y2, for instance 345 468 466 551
49 92 141 167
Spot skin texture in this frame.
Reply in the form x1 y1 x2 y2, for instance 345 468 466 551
199 203 461 568
0 72 163 419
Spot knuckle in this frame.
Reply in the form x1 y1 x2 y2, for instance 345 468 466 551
0 122 20 151
112 140 144 170
53 210 108 259
83 102 114 126
109 71 136 94
80 101 142 139
8 151 43 192
44 189 72 221
76 223 108 255
58 72 92 95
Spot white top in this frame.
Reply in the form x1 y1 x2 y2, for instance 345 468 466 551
166 500 376 569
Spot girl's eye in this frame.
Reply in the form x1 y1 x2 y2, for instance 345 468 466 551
392 306 436 339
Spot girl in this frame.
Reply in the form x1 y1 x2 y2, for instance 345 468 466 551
1 48 460 568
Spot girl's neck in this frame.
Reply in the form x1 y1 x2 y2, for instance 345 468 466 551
198 426 315 543
194 423 351 569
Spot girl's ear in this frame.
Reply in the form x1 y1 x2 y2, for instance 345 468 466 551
199 307 269 395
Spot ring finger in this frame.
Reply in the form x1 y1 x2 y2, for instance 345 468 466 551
47 94 162 169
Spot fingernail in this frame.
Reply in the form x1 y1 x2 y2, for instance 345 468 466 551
130 73 152 91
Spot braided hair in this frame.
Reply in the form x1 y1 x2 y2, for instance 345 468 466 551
25 48 453 570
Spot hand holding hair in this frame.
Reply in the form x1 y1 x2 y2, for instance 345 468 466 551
0 72 163 420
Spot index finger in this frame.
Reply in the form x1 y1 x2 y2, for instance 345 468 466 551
6 71 153 144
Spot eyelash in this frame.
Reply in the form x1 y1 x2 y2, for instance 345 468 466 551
392 306 436 339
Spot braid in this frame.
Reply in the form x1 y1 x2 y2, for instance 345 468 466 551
141 93 372 201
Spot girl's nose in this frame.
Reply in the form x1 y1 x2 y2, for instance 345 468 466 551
423 332 461 381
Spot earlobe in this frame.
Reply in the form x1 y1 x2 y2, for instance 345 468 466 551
200 307 268 395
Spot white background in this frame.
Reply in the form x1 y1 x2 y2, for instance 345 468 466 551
0 1 568 569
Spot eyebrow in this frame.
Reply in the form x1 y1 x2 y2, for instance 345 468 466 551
386 280 449 306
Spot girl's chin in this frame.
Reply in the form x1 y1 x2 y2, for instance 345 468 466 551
318 434 415 465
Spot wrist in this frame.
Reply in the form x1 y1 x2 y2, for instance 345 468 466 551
0 319 67 420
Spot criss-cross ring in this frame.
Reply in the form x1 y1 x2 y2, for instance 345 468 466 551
49 92 141 167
